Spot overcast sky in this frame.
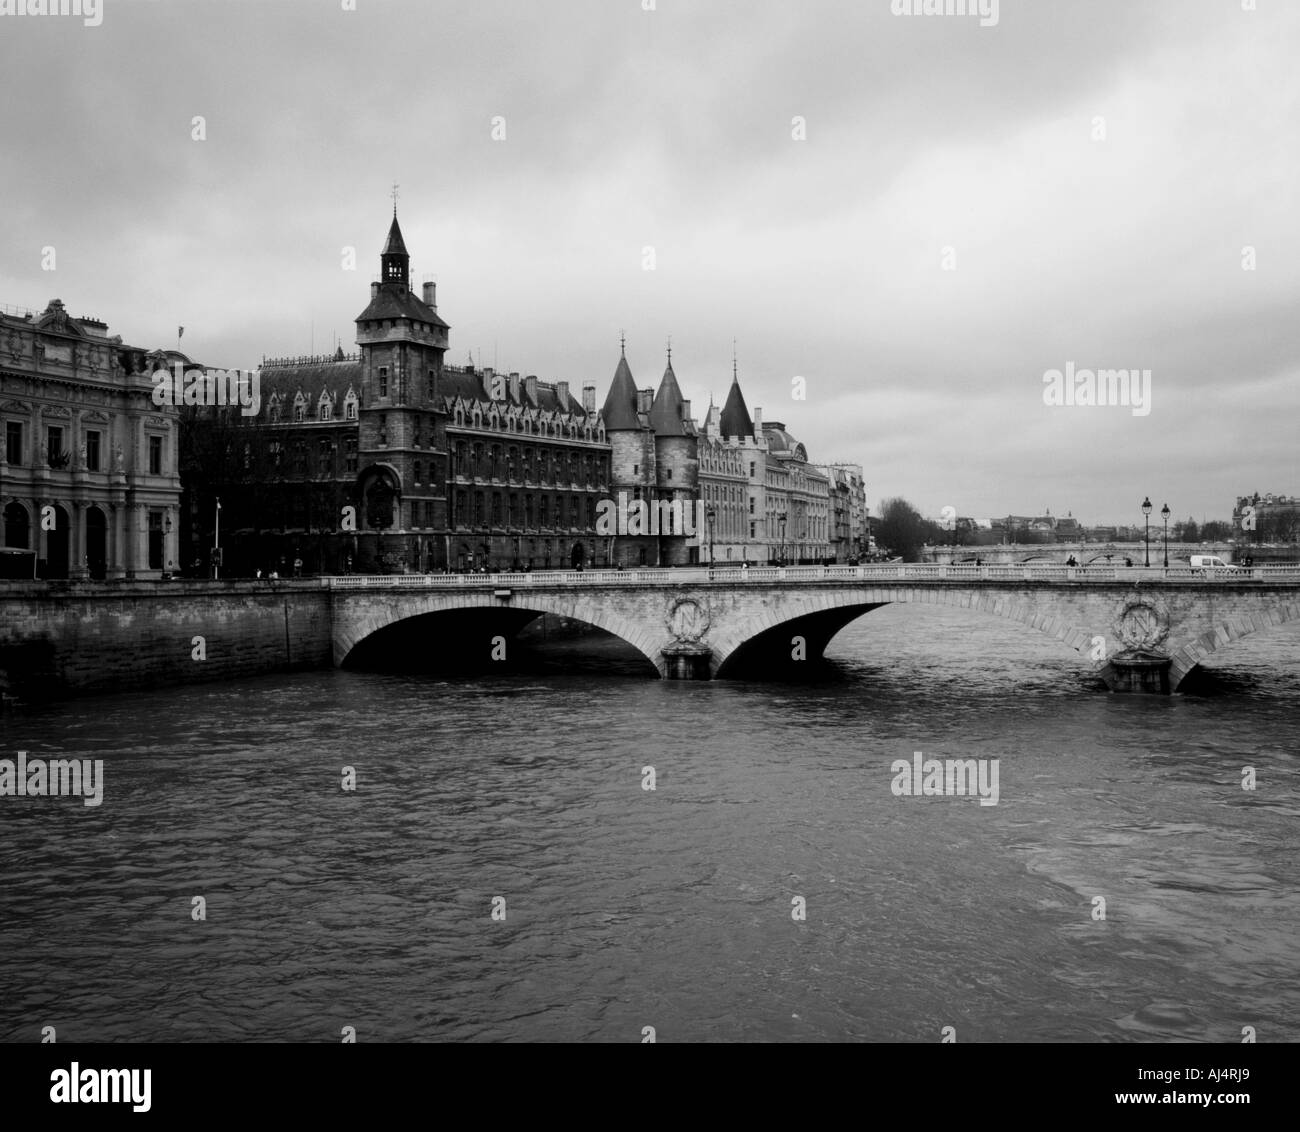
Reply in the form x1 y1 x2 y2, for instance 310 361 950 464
2 0 1297 524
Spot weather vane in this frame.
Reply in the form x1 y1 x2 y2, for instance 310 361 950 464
391 181 400 213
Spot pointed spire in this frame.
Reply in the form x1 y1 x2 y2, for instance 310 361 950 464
651 351 686 436
380 208 409 288
719 356 753 439
382 213 408 257
601 346 640 430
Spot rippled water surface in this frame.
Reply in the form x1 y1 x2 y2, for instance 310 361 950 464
2 606 1297 1042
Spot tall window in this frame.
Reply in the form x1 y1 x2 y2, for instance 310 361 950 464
345 438 358 473
427 368 436 399
378 366 388 397
47 425 64 465
86 429 101 472
345 398 357 420
413 460 422 485
147 511 164 570
5 421 22 465
148 434 163 475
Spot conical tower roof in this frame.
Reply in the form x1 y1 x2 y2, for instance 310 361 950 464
719 374 753 438
650 358 687 436
601 349 641 430
382 214 408 256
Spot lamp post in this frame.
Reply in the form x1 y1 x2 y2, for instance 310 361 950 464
706 503 716 570
778 511 787 566
213 496 222 580
1161 502 1170 568
1141 496 1152 567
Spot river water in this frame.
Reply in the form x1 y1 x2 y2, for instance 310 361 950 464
2 605 1297 1043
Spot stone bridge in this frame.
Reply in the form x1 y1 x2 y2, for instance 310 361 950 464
327 563 1300 693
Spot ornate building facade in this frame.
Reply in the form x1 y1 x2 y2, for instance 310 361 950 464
184 211 615 574
0 299 181 579
696 369 834 565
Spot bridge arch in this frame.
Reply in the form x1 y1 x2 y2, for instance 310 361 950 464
334 590 667 675
1167 601 1300 690
711 585 1098 678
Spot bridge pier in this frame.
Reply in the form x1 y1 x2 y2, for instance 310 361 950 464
661 642 712 680
1101 651 1172 694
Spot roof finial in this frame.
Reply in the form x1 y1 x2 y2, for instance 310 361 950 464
619 328 626 356
732 337 738 382
391 181 400 216
666 334 672 364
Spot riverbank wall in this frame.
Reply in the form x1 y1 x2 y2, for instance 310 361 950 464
0 581 332 705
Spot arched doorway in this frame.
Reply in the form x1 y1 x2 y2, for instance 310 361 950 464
86 506 107 579
3 500 30 549
570 541 585 569
45 504 70 579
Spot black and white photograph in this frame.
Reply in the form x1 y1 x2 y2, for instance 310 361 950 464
0 0 1295 1108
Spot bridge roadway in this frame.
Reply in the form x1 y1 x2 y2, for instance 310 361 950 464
326 563 1300 692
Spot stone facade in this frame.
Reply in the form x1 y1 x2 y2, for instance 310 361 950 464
0 299 182 580
600 346 698 567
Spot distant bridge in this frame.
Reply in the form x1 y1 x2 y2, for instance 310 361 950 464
327 563 1300 692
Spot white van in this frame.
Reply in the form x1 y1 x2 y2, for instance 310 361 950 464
1189 555 1239 571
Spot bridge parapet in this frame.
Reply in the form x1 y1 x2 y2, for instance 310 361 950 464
324 563 1300 589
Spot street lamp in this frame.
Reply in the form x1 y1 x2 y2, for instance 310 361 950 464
1141 496 1152 567
706 503 716 569
1160 502 1170 568
778 511 787 566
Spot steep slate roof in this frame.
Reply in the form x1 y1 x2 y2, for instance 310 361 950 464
258 359 361 405
439 368 587 417
719 375 753 438
650 359 687 436
601 352 642 431
356 286 449 329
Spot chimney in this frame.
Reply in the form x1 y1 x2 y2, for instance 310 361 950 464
509 373 521 402
638 388 653 414
753 405 763 437
370 282 380 299
680 398 691 422
555 380 569 409
583 383 596 413
525 374 537 403
422 281 437 309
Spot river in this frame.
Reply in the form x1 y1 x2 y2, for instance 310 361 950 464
2 605 1297 1042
